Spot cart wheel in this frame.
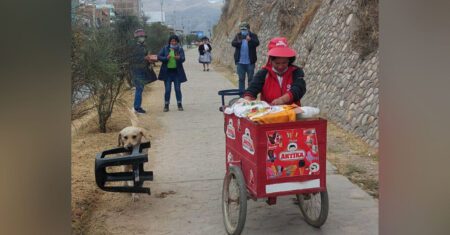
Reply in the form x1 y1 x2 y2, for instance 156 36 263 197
222 166 247 235
296 190 329 228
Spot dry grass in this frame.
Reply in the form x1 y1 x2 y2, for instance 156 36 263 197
327 121 379 198
351 0 379 59
71 82 164 233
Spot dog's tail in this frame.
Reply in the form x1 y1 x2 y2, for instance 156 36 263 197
128 107 139 127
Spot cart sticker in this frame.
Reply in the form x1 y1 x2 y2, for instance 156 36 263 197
266 164 283 179
242 128 255 155
267 131 282 147
227 152 233 163
267 149 277 162
284 165 298 176
309 163 320 175
266 128 320 179
226 119 236 139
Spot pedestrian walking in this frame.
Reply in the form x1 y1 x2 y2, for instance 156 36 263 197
198 36 212 71
231 22 260 93
157 35 187 112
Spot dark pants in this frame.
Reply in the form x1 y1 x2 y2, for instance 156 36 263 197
132 69 145 109
164 69 182 104
236 63 255 93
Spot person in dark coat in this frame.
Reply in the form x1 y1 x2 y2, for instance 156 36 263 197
198 36 212 71
157 35 187 112
130 29 150 114
231 22 260 93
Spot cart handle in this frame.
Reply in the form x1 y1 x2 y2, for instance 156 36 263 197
218 89 243 111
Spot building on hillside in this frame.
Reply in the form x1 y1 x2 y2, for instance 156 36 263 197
106 0 143 17
95 4 116 26
75 3 96 27
190 31 205 39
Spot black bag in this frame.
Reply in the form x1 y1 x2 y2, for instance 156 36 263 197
142 66 157 85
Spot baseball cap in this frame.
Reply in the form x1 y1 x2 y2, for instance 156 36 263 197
239 22 249 30
267 37 296 57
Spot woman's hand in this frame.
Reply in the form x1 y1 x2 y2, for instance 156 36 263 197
243 96 254 101
271 94 290 105
271 97 285 105
174 55 180 60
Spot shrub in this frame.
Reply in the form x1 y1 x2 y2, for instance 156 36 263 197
80 28 124 132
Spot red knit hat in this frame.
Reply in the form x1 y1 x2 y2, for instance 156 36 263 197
267 37 296 57
134 29 146 38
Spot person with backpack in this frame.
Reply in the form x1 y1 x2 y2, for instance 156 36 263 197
243 37 306 106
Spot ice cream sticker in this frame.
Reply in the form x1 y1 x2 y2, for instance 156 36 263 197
242 128 255 155
227 152 233 163
226 119 236 139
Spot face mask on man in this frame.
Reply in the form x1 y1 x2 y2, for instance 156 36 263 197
137 37 145 43
170 44 179 49
241 30 248 36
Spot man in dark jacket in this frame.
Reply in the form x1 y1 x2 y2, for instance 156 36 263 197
130 29 150 114
231 22 260 93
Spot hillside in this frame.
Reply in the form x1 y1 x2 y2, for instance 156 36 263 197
143 0 222 33
213 0 379 147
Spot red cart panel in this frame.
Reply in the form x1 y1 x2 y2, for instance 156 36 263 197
224 114 327 198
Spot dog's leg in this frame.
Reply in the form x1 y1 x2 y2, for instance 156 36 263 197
131 193 139 202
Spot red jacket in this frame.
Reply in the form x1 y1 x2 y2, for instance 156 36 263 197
244 65 306 105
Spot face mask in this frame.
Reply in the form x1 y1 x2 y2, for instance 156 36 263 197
241 30 248 36
137 37 145 43
170 44 178 49
272 66 288 76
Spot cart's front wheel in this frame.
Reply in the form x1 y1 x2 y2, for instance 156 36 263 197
222 166 247 235
296 190 329 228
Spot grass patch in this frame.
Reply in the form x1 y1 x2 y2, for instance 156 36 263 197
345 164 367 175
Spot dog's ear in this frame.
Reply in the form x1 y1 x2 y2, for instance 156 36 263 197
140 131 147 140
118 133 123 147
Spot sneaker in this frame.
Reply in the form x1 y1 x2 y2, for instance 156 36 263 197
207 68 210 71
134 107 146 114
177 104 184 111
163 104 169 112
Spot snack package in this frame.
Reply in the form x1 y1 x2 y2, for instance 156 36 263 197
297 106 320 118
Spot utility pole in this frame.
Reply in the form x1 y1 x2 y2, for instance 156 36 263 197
160 0 164 23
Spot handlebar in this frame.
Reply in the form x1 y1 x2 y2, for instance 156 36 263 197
218 89 243 111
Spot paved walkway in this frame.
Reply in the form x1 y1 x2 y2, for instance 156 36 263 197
102 49 378 235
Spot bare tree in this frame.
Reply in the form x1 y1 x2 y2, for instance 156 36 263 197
80 28 124 132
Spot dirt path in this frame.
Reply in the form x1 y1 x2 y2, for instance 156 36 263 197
76 48 378 235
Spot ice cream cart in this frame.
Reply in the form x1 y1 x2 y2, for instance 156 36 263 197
218 89 329 235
